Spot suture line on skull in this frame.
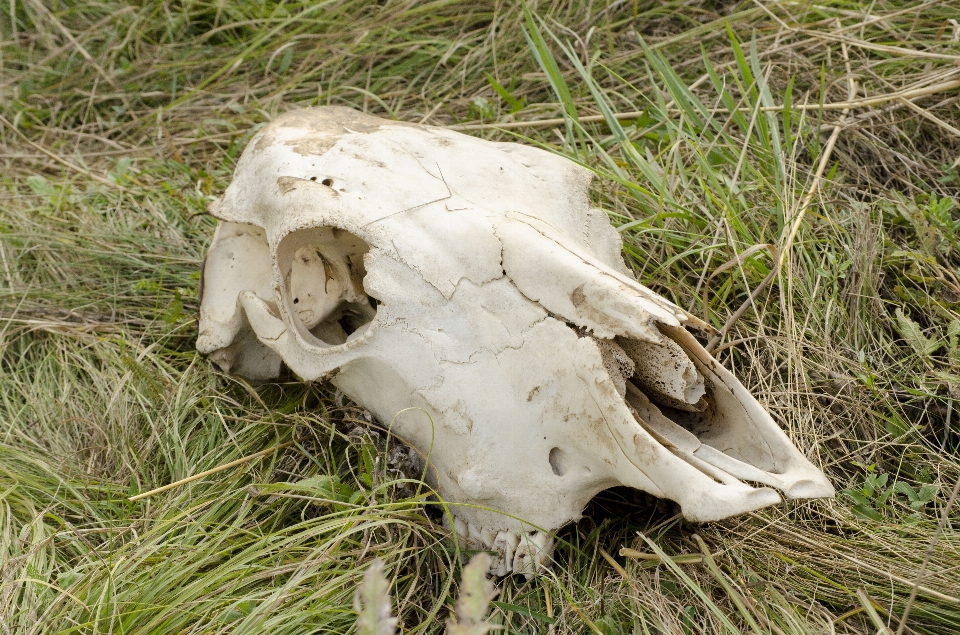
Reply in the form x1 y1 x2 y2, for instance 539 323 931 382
360 162 453 228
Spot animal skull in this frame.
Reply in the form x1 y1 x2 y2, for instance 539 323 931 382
197 106 833 577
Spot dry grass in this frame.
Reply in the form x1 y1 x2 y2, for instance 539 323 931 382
2 1 960 633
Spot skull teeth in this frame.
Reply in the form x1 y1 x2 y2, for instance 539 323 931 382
448 514 555 579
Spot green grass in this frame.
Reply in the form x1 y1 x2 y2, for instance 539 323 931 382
2 1 960 633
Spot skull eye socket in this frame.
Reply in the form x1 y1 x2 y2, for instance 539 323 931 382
276 226 377 346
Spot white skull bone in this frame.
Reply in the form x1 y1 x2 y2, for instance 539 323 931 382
197 106 834 577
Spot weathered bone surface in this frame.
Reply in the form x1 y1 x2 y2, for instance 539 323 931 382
197 106 834 577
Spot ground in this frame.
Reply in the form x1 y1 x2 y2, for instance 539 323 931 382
1 1 960 633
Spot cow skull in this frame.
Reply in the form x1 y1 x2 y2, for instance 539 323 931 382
197 106 833 577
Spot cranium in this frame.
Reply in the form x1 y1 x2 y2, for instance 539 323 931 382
197 106 834 577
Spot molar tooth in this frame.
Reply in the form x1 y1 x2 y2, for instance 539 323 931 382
512 543 532 578
467 522 484 550
480 526 495 548
492 531 520 576
512 531 554 580
528 531 555 573
453 516 468 543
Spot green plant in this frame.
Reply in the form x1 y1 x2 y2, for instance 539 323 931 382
844 463 941 522
843 465 896 521
894 481 939 514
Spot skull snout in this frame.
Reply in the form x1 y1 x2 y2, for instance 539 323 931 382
594 325 834 522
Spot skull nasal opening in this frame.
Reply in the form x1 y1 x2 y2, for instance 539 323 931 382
276 226 377 346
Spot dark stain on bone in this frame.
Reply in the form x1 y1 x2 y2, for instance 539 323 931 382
277 176 299 194
527 386 541 402
254 106 415 156
571 284 586 308
631 432 663 468
321 255 335 293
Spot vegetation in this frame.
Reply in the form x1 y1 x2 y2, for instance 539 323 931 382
2 0 960 632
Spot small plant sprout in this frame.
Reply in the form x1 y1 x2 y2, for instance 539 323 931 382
843 465 895 522
844 463 941 522
894 308 942 359
894 481 939 514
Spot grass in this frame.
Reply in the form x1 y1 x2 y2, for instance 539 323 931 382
2 0 960 632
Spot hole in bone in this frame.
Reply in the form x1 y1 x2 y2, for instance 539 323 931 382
321 178 334 186
278 227 376 346
338 311 368 335
548 447 566 477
